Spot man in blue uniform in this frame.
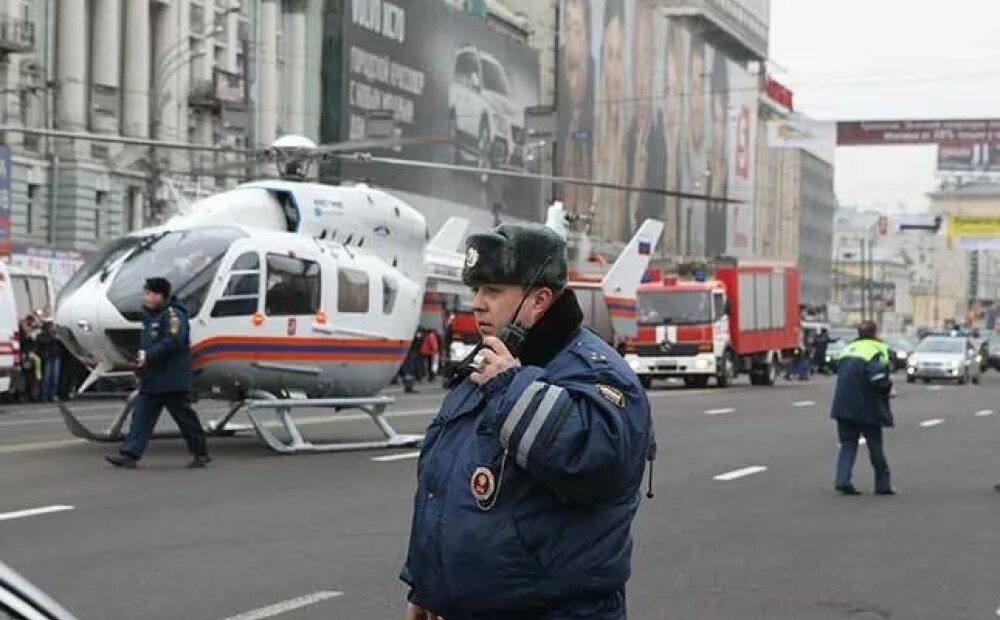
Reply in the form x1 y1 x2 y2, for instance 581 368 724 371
106 277 211 469
830 320 894 496
401 223 653 620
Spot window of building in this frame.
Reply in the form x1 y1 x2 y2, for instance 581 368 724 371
95 191 109 241
126 186 141 231
265 254 320 316
190 2 205 35
25 184 37 235
382 277 398 314
338 268 369 314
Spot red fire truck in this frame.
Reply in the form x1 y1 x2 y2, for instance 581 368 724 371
626 260 801 388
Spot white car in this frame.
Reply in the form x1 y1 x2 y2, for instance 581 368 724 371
906 335 982 385
447 46 525 169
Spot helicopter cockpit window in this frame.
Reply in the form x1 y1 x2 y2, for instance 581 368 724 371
382 277 398 314
108 227 246 321
265 254 320 316
57 234 142 307
338 268 370 314
212 252 261 318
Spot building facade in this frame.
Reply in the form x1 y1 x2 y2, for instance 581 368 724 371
927 179 1000 312
0 0 319 287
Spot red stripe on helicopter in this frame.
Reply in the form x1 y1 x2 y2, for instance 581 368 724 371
191 336 409 367
605 295 637 319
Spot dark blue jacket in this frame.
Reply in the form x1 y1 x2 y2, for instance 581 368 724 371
401 293 652 620
139 300 192 394
830 338 893 428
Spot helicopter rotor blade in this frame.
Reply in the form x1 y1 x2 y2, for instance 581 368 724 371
339 153 745 204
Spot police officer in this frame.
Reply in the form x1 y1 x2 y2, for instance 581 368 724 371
830 320 894 496
401 224 653 620
105 277 211 469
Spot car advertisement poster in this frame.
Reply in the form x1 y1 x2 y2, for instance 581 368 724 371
334 0 542 223
556 0 759 253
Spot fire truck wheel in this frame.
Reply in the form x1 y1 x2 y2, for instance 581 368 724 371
716 352 735 388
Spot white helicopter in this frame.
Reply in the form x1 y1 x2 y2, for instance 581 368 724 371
43 130 676 455
55 135 475 453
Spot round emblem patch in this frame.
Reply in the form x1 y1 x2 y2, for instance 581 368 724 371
465 247 480 269
470 466 496 502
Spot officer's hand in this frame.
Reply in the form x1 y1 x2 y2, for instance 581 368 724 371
470 336 519 385
405 602 440 620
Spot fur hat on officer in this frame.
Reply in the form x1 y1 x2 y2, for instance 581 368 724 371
144 277 172 297
462 223 568 291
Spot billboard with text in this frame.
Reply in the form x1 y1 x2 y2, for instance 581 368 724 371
937 142 1000 172
334 0 542 222
837 119 1000 146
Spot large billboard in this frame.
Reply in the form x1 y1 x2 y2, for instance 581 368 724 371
556 0 759 255
334 0 542 222
937 142 1000 172
837 119 1000 146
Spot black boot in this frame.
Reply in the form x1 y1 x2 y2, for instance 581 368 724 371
187 455 213 469
835 484 861 496
105 453 138 469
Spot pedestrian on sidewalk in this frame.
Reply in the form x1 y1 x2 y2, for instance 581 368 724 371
38 316 62 402
419 328 440 382
830 320 895 496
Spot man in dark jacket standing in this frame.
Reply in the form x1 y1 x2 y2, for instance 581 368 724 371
830 320 894 496
106 277 211 469
401 223 653 620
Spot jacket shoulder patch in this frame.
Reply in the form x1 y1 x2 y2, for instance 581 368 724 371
168 309 181 335
596 383 625 408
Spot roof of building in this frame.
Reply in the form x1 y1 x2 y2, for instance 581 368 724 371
928 179 1000 199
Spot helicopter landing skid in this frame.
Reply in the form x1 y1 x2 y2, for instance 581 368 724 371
58 392 250 443
242 392 423 454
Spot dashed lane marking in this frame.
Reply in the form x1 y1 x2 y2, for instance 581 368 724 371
217 591 344 620
919 418 945 428
703 407 735 416
371 451 421 462
792 400 817 408
975 409 995 417
713 466 768 481
0 505 75 522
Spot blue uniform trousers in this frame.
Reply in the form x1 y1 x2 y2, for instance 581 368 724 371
121 392 208 460
835 420 891 492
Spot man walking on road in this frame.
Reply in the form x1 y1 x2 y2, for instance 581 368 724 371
105 277 211 469
830 320 894 496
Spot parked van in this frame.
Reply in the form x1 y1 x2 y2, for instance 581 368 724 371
0 262 55 395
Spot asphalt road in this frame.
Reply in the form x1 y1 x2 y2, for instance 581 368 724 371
0 373 998 620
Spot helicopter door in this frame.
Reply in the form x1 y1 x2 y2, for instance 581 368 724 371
262 252 322 338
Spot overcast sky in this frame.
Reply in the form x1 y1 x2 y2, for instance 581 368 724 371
769 0 1000 212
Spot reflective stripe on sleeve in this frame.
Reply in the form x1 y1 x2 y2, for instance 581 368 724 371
515 385 566 468
500 381 547 451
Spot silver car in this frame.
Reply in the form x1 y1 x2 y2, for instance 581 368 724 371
906 336 982 385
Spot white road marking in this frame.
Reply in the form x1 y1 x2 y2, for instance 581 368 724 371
919 418 945 428
975 409 995 417
218 591 344 620
0 439 87 455
371 451 421 462
792 400 816 408
713 465 767 481
926 385 943 392
703 407 735 416
0 505 75 522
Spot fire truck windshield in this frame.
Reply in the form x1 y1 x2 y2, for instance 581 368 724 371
638 291 713 325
